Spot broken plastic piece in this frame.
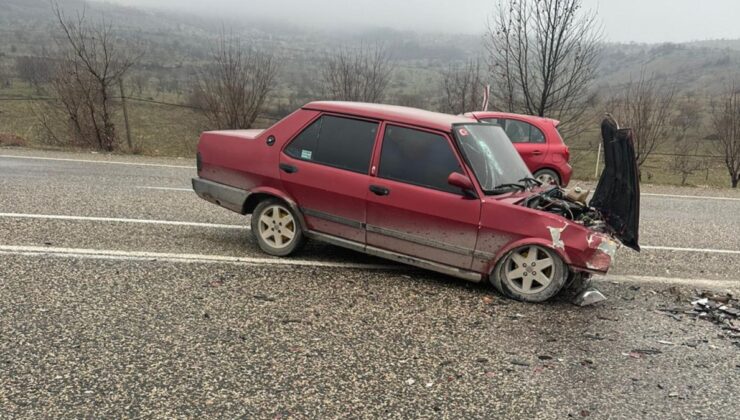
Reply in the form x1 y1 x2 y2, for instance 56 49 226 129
573 288 607 306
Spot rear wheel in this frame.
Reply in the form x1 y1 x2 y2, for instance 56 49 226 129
533 169 561 186
251 199 305 257
491 245 568 303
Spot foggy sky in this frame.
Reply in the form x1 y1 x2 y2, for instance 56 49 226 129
104 0 740 43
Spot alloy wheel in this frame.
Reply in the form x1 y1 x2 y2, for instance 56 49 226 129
503 245 555 295
536 172 556 185
257 205 296 249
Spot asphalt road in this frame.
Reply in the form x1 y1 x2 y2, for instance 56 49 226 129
1 148 739 418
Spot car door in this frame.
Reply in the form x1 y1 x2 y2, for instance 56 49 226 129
279 114 379 244
503 118 549 171
482 118 549 172
365 123 481 270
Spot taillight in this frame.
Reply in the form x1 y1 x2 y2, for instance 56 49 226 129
564 147 570 162
196 152 202 172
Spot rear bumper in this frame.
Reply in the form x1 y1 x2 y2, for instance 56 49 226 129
560 163 573 186
192 178 249 214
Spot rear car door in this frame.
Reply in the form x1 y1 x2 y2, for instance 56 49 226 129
483 118 549 172
365 123 481 270
279 114 379 244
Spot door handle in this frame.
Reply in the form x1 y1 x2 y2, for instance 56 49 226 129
279 163 298 174
531 150 543 156
369 185 390 196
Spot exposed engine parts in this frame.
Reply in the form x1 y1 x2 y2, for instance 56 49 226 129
523 187 609 232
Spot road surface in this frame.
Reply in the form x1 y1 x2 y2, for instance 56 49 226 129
1 148 738 418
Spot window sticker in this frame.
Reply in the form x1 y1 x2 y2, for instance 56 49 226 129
458 128 470 137
301 150 313 160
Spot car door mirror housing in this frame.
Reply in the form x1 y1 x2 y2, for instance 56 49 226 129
448 172 476 196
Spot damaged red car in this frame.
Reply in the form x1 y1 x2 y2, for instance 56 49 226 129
193 102 639 303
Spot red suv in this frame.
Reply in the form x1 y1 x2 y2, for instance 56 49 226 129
466 112 572 186
193 102 638 303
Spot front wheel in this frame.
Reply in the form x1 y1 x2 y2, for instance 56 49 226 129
491 245 568 303
251 199 305 257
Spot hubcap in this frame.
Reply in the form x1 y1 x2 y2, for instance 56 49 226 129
258 205 296 249
537 173 556 185
504 246 555 294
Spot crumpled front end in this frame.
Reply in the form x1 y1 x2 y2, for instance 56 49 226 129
544 221 621 275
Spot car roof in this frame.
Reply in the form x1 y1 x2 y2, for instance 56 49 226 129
468 111 560 127
304 101 475 132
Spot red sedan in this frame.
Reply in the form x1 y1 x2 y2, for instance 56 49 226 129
193 102 638 303
467 112 572 186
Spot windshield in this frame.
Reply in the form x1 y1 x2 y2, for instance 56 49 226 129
452 123 532 193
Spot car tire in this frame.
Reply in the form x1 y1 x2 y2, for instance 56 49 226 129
251 199 305 257
490 245 568 303
533 169 561 186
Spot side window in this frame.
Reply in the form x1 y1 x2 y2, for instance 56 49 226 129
502 119 545 144
378 125 463 194
285 115 378 174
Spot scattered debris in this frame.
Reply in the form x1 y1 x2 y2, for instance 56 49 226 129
573 288 607 307
511 359 530 367
657 340 675 346
482 296 495 305
253 294 276 302
630 348 662 356
405 378 415 386
538 355 553 361
685 291 740 345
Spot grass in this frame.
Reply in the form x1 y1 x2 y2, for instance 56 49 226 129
1 82 738 189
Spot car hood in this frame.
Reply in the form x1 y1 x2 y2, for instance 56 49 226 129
589 116 640 251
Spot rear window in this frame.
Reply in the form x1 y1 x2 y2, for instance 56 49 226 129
285 115 378 174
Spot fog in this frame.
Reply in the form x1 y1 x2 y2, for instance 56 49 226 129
105 0 740 43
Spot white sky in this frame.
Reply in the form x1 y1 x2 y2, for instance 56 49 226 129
104 0 740 43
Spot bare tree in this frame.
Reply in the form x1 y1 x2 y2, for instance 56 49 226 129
608 70 677 169
485 0 602 136
321 44 393 103
196 33 279 129
439 59 486 115
669 96 705 185
14 56 53 92
45 4 138 151
710 80 740 188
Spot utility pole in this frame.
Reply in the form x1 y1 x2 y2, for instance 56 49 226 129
119 77 133 150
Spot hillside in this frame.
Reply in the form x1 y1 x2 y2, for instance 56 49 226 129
1 0 739 186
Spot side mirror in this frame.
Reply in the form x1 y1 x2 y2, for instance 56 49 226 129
448 172 477 198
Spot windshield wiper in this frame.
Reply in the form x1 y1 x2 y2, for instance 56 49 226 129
519 177 542 189
484 183 526 195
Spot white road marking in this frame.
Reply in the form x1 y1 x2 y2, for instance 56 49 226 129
0 212 247 230
641 245 740 255
0 245 734 289
595 274 739 290
0 245 397 271
142 185 740 203
642 192 740 202
1 212 739 255
136 186 193 192
0 154 195 169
